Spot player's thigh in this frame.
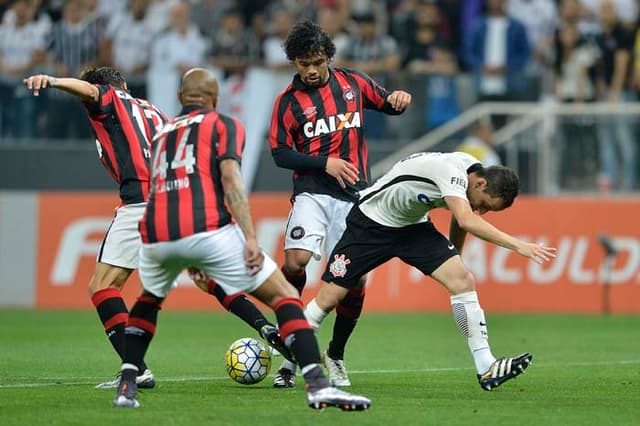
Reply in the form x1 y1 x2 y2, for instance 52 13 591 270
98 202 145 270
284 193 333 260
138 243 184 298
194 225 278 296
321 207 394 289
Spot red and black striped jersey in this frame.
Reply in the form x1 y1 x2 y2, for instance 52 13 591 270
140 105 245 243
269 67 396 202
84 85 167 204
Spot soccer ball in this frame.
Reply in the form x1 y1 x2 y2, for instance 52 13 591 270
225 337 271 384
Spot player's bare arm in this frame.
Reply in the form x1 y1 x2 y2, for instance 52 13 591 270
220 158 264 275
385 90 412 112
325 157 359 188
449 216 467 253
445 196 556 264
23 74 99 103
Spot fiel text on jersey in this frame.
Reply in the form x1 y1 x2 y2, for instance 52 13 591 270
303 112 361 138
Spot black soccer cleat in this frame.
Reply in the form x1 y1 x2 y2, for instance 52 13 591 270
273 368 296 388
477 352 533 391
306 386 371 411
260 324 295 363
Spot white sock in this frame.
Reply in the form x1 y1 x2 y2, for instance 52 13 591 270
450 291 496 374
304 298 329 329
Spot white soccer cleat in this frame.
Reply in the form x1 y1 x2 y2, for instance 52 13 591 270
96 368 155 389
306 386 371 411
323 350 351 387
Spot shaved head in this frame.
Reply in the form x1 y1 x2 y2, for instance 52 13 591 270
178 68 219 109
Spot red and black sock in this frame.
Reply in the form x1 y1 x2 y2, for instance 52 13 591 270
122 294 162 370
328 286 366 360
92 288 130 362
274 297 320 368
208 279 269 332
281 266 307 295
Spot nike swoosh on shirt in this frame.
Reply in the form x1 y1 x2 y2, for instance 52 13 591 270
448 244 455 250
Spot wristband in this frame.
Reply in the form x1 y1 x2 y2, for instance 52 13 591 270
48 76 56 87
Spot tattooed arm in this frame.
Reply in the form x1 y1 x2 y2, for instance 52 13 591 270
220 158 264 275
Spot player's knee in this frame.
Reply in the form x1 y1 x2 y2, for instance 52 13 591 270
283 250 310 275
449 270 476 295
88 268 128 296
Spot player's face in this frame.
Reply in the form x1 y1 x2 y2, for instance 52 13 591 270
467 187 505 215
293 54 330 88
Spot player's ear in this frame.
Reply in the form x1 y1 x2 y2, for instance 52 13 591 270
475 177 488 189
212 95 218 110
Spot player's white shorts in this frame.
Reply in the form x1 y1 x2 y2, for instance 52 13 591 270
97 202 145 270
139 223 277 298
284 193 354 260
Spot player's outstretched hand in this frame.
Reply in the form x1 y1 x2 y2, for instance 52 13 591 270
516 242 557 264
386 90 412 112
326 157 359 189
23 74 55 96
244 238 264 276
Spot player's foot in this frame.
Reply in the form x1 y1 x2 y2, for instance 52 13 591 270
323 350 351 387
273 368 296 388
477 352 533 391
136 369 156 389
96 368 156 389
112 378 139 408
260 324 295 363
306 386 371 411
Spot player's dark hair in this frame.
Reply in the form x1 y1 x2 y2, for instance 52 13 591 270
479 166 520 209
283 20 336 61
79 66 126 89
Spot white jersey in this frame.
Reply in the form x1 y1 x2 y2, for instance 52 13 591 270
358 152 481 228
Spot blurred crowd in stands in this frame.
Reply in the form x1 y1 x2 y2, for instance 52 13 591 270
1 0 639 191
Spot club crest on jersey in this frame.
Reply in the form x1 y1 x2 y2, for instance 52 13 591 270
303 112 361 137
290 226 305 240
342 86 355 102
329 254 351 278
303 106 317 120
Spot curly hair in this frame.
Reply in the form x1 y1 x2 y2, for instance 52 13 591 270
79 66 126 89
478 166 520 209
283 20 336 61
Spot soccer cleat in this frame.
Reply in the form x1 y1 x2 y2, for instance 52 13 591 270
273 368 296 388
323 350 351 387
478 352 533 391
96 368 156 389
306 386 371 411
260 324 295 363
112 378 139 408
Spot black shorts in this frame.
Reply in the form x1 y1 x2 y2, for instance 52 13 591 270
321 206 459 289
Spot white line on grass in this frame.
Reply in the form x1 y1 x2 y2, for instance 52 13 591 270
1 359 638 389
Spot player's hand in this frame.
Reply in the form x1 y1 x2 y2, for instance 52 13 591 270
23 74 55 96
386 90 412 112
326 157 359 189
516 242 557 264
187 267 210 292
244 238 264 276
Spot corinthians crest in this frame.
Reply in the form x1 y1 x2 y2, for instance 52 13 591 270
329 254 351 278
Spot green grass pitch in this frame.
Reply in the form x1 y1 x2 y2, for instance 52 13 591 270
0 310 638 425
